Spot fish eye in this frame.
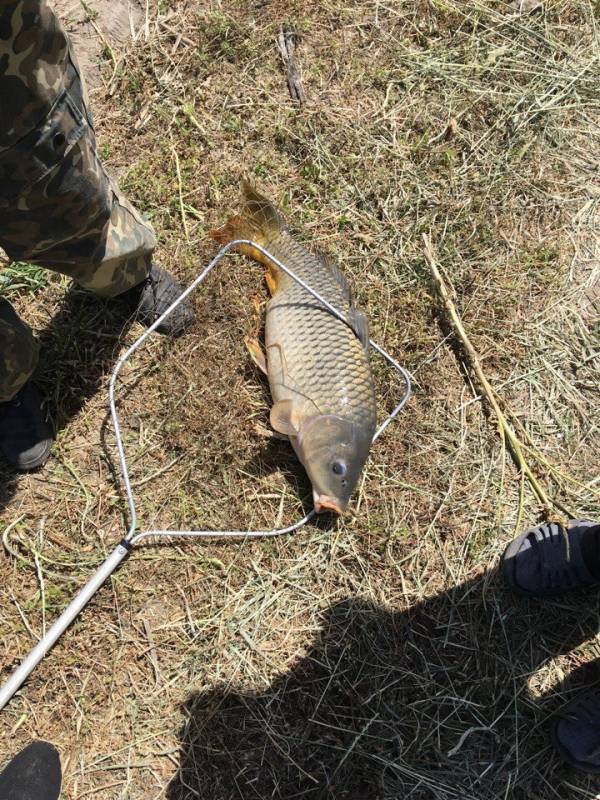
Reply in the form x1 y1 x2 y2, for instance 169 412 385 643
332 460 347 477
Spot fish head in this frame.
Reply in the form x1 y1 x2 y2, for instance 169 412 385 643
296 414 372 515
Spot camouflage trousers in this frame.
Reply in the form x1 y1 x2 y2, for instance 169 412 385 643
0 0 155 403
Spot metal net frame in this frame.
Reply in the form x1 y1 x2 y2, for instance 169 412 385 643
0 240 412 711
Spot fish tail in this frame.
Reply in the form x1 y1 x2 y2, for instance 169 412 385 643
209 181 284 252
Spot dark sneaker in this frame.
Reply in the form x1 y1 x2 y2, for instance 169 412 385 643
0 382 53 471
118 264 195 336
0 740 62 800
552 692 600 774
502 520 600 597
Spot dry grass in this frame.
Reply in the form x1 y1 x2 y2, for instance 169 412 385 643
1 0 599 797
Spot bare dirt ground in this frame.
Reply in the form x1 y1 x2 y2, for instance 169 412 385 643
0 1 599 798
52 0 143 88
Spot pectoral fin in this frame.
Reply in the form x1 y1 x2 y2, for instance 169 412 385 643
270 399 302 436
244 336 268 375
265 265 280 296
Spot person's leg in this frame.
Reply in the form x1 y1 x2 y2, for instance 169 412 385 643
0 298 39 404
0 0 194 469
0 1 193 333
0 297 52 469
502 520 600 772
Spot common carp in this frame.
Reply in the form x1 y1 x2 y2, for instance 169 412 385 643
211 183 377 514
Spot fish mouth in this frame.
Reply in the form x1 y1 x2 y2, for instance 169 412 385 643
313 492 345 515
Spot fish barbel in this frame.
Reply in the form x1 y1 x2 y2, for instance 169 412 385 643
210 182 377 514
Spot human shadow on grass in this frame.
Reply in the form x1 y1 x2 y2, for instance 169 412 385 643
166 575 600 800
0 286 136 516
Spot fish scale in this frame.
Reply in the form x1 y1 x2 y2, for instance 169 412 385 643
264 229 376 432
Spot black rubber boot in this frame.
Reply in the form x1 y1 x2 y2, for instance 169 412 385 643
0 382 53 471
118 264 195 336
0 740 62 800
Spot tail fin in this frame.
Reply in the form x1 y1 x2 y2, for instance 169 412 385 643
210 181 284 249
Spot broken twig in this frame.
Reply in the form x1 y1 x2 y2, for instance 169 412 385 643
423 233 571 525
277 25 306 104
171 145 189 242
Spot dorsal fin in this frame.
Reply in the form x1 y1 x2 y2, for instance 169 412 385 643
347 305 370 351
316 252 370 350
316 252 352 301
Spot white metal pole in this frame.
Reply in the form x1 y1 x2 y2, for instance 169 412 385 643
0 542 130 712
